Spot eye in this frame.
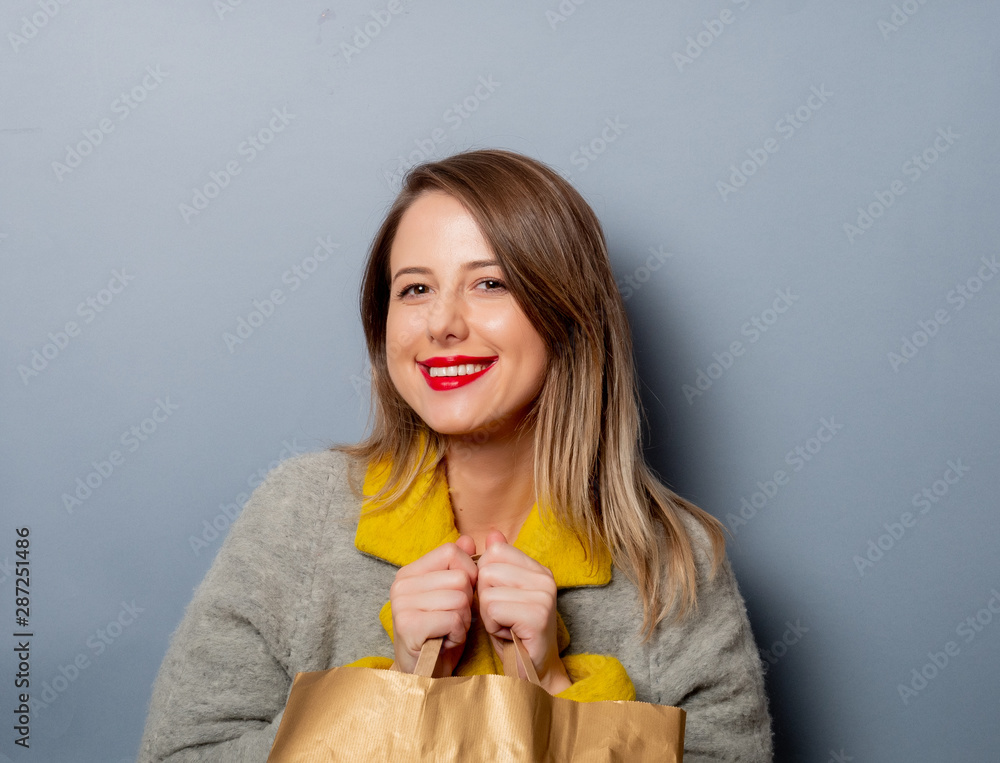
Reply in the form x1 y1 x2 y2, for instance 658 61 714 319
475 278 507 292
395 283 429 299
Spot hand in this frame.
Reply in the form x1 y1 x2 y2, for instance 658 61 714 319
389 535 478 676
476 530 572 695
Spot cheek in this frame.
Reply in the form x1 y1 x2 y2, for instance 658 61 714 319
385 312 415 362
530 350 550 392
517 330 549 390
514 317 546 363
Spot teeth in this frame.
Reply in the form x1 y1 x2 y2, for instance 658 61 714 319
428 363 490 378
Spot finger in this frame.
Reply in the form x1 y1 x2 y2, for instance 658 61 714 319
477 589 551 637
480 604 550 662
476 561 555 594
394 608 471 653
477 541 547 574
485 529 507 550
478 588 552 622
455 534 477 557
489 627 513 644
391 568 475 601
396 542 478 582
393 587 476 616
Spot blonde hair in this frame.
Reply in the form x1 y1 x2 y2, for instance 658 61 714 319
335 149 725 638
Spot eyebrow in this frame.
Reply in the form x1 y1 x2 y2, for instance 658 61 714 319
390 259 500 283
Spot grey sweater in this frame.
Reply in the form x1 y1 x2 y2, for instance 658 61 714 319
138 449 773 761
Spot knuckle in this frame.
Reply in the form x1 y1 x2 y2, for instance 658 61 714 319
482 599 502 622
394 611 415 633
479 549 498 566
536 574 556 596
442 542 466 563
448 612 466 636
448 568 472 589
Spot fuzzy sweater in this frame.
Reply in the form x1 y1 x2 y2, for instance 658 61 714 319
138 449 773 761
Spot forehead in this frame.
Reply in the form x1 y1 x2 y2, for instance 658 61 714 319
390 191 490 264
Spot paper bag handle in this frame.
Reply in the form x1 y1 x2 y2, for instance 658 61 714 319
501 632 540 684
413 636 444 677
412 633 540 685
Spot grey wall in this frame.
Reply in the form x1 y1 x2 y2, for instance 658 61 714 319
2 1 998 760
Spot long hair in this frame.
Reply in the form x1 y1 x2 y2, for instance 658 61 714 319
335 149 725 638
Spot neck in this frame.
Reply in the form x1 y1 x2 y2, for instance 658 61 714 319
443 428 536 554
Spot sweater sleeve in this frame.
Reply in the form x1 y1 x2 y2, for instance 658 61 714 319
137 452 337 762
654 517 774 762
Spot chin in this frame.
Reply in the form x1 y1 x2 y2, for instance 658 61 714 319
420 419 480 438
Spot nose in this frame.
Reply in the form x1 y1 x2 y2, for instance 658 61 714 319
424 284 469 344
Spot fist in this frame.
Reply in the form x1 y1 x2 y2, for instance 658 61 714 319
476 530 571 694
389 535 478 676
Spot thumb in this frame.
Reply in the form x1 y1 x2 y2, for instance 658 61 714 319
485 529 508 550
455 534 477 557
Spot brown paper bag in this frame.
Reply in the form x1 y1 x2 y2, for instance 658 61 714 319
267 633 684 762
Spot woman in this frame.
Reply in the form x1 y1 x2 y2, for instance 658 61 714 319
139 149 772 761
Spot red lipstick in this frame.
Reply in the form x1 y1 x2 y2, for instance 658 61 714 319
418 355 497 391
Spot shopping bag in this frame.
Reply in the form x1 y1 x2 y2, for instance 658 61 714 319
267 632 684 762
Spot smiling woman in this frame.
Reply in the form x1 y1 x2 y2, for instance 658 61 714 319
138 149 773 762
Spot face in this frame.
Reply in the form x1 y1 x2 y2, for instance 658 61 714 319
385 190 549 440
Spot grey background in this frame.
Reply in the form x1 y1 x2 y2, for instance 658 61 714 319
2 1 998 760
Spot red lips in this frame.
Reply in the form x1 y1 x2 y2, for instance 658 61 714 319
418 356 497 391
